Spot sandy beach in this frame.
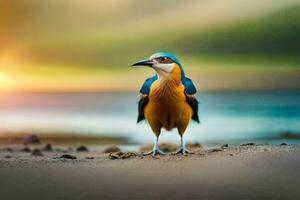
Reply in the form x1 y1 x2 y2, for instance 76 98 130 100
1 144 300 200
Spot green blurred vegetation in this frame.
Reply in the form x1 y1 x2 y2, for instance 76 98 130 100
174 6 300 55
26 5 300 68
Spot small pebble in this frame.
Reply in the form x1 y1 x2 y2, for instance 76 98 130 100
103 146 121 153
60 154 77 159
22 146 31 152
43 144 53 151
24 134 40 145
109 152 136 160
31 149 43 156
240 143 255 146
76 145 89 152
186 142 202 149
221 144 229 148
210 148 222 152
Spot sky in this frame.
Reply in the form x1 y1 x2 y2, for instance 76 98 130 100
0 0 299 92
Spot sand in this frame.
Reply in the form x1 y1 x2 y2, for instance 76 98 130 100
1 145 300 200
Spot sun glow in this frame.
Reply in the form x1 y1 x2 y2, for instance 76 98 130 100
0 49 22 92
0 72 15 91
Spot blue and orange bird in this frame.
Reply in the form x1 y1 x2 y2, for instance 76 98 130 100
132 52 199 156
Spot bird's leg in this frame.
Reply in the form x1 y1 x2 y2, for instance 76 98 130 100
172 136 192 155
143 136 165 156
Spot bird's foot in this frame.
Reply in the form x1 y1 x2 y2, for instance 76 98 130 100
172 148 193 156
143 149 166 156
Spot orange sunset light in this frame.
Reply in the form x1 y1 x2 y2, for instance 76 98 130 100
0 71 15 91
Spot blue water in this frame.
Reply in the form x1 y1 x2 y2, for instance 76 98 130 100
0 91 299 144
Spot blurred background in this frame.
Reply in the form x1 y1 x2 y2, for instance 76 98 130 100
0 0 299 145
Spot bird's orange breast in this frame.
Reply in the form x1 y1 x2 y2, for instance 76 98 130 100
144 72 193 133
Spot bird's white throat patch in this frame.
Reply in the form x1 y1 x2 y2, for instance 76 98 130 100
152 63 175 82
153 63 174 73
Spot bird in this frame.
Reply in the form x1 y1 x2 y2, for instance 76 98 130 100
132 52 199 156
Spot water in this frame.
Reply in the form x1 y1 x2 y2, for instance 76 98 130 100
0 91 299 144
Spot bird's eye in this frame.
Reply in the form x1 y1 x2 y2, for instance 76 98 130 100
160 57 167 62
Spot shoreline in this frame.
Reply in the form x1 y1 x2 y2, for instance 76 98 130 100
0 133 128 145
1 131 299 145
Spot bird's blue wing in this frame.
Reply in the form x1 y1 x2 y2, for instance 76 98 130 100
140 75 158 94
183 77 199 123
183 77 197 95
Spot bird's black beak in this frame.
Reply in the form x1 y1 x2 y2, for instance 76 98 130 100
132 59 153 67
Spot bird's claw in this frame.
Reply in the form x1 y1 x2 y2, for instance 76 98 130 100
143 149 166 156
172 148 193 156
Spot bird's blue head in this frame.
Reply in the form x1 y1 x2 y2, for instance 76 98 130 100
132 52 186 81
